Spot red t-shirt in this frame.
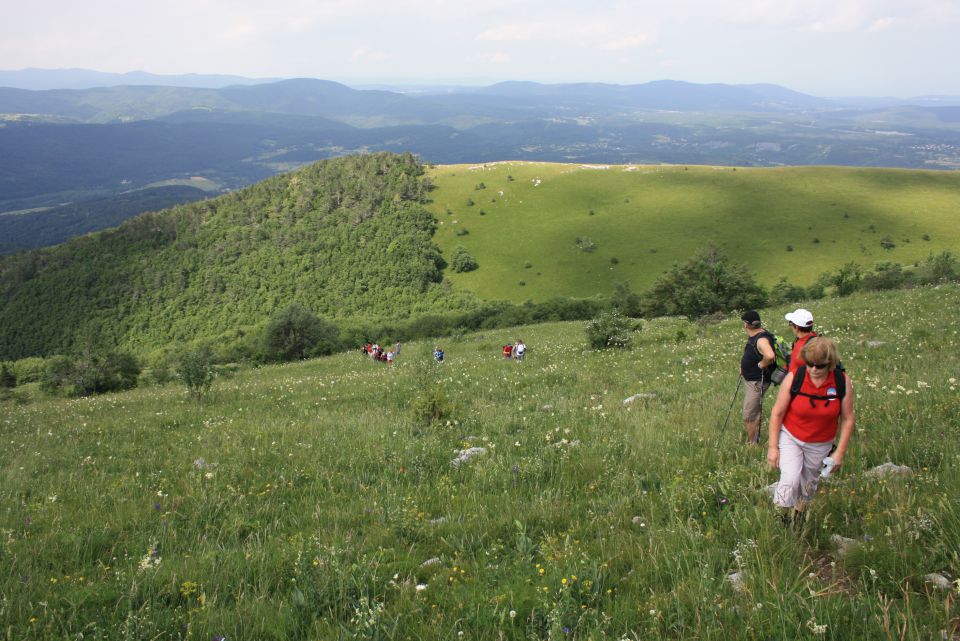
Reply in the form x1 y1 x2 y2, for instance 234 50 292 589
788 332 817 374
784 369 843 443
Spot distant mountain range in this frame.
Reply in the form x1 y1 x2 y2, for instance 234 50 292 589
0 68 277 90
2 71 960 252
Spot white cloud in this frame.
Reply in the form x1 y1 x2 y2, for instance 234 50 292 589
352 47 391 62
601 34 655 51
867 17 896 31
478 52 512 64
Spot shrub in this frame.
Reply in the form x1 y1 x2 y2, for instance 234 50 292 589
768 277 809 305
262 304 340 362
177 345 215 400
0 363 16 389
575 237 597 252
641 246 767 319
861 262 907 291
39 351 141 397
818 262 862 297
880 235 896 250
10 357 46 384
915 250 959 284
450 246 479 273
585 309 634 350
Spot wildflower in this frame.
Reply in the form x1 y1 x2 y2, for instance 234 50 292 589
509 610 517 619
416 584 427 591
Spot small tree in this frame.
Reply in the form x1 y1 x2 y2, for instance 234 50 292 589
450 246 479 273
177 345 215 400
0 363 17 389
262 304 339 362
641 246 767 318
585 309 634 350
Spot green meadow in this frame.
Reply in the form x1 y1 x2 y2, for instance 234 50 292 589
427 163 960 302
2 285 959 639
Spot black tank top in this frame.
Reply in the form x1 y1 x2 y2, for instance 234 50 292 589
741 331 775 381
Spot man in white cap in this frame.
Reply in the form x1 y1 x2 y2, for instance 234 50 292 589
784 308 816 374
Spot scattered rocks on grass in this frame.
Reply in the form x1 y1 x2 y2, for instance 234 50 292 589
925 573 953 591
865 462 913 479
830 534 858 557
451 447 487 467
622 393 657 405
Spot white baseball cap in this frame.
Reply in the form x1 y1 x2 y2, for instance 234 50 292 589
784 308 814 328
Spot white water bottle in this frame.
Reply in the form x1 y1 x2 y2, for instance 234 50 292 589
820 456 836 478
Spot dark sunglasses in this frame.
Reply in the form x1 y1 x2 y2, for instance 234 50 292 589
808 362 830 369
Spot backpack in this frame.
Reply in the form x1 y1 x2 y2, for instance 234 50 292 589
757 331 792 385
790 364 846 405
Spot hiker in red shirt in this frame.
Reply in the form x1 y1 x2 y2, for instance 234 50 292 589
503 344 513 359
767 337 855 526
784 308 817 374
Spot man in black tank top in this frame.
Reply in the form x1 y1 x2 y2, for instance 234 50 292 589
740 310 775 444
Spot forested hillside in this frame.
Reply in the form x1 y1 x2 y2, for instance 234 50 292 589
0 153 476 359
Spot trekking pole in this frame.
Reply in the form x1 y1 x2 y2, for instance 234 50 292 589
719 375 743 435
756 370 766 444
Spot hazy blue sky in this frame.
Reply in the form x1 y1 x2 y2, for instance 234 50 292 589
4 0 958 96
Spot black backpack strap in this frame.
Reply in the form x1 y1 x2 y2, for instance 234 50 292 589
790 366 807 398
833 365 846 400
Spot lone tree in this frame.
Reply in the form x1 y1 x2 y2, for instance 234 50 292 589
641 246 767 319
450 246 479 273
177 344 215 400
262 304 340 362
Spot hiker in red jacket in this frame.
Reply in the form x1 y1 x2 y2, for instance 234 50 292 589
785 308 817 374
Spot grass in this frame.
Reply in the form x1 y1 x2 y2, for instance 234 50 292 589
426 162 960 303
2 285 959 639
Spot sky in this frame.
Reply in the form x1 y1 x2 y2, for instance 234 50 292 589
3 0 959 97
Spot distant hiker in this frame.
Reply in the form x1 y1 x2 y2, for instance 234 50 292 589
767 337 855 526
386 350 395 364
740 310 776 444
503 344 514 359
395 341 401 355
514 339 526 361
785 308 817 374
434 346 444 363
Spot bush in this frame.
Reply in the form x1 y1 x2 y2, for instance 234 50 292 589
262 304 340 362
575 237 597 252
11 357 48 384
818 262 862 297
450 246 479 273
585 309 634 350
0 363 16 389
641 246 767 319
915 251 958 284
177 345 215 400
861 262 908 291
39 351 141 397
768 277 809 305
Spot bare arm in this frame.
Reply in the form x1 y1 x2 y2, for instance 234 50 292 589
831 375 856 468
757 336 775 369
766 372 795 469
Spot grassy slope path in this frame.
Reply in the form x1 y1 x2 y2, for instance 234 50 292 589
427 162 960 302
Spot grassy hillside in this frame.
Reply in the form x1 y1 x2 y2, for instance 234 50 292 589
0 153 475 360
427 162 960 302
2 285 958 639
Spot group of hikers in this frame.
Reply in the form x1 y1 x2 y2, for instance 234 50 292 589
502 339 526 360
738 307 854 527
362 341 401 364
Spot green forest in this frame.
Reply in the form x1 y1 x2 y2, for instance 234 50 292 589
0 153 478 360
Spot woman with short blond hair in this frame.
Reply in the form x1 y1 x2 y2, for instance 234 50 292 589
767 337 855 525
